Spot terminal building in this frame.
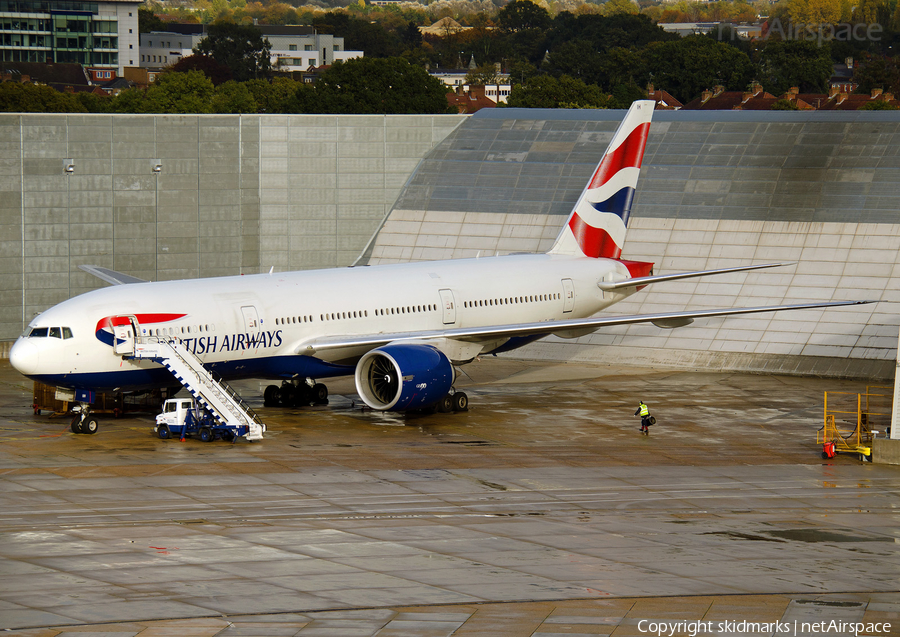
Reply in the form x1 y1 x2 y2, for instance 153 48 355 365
0 0 139 76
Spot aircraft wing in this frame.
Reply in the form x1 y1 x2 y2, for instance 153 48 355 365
297 299 874 358
79 265 147 286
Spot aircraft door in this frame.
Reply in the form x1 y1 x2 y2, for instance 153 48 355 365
112 315 139 355
241 305 260 332
561 279 575 313
438 289 456 325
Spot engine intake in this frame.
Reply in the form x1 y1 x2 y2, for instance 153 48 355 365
355 343 454 411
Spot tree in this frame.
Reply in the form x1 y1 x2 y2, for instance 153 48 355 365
858 99 899 109
771 98 800 109
211 80 258 113
138 71 215 113
139 7 166 34
757 39 834 95
310 57 454 114
170 54 233 86
0 82 85 113
466 64 502 85
603 0 640 16
643 35 754 103
498 0 552 33
194 23 272 82
853 55 900 95
787 0 846 26
245 77 305 113
506 74 615 108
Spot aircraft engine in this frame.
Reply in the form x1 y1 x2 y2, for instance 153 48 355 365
354 343 454 411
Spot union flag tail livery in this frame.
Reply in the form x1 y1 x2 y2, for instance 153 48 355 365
550 100 654 259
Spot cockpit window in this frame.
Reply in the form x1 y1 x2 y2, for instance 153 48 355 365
28 327 48 337
62 327 73 339
49 327 61 339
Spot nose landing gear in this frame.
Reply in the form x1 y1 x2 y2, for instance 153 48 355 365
70 403 99 435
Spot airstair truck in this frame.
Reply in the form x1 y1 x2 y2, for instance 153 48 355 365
155 398 246 443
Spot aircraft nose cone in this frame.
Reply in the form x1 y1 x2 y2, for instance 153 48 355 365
10 339 40 376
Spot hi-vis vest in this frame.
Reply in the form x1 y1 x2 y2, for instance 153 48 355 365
639 403 649 416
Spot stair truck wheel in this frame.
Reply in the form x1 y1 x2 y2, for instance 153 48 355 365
157 424 170 440
71 417 83 434
83 419 99 435
222 430 235 443
452 392 468 412
313 383 328 404
199 427 214 443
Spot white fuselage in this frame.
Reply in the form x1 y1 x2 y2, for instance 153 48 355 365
10 253 635 391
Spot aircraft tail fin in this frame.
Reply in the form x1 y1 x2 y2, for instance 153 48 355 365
548 100 654 259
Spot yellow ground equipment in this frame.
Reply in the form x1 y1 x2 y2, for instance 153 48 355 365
818 387 892 462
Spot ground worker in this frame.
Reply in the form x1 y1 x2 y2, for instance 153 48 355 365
635 400 652 434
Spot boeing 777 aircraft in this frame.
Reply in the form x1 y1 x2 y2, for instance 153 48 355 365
9 101 870 434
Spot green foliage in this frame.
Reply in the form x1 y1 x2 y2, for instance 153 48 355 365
309 57 453 114
644 35 755 103
853 55 900 95
194 23 272 82
498 0 552 33
115 70 216 113
76 91 112 113
0 82 85 113
170 54 233 85
211 80 258 113
757 39 834 95
771 98 800 110
465 64 503 85
139 7 167 34
858 99 899 109
245 77 305 113
506 74 615 108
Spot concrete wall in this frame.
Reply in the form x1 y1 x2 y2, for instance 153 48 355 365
365 109 900 379
0 113 466 342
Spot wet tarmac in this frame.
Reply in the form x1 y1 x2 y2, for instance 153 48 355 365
0 358 898 636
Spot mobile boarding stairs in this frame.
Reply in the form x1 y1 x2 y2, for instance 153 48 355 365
112 316 266 442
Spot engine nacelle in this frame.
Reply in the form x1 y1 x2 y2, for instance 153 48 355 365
354 343 454 411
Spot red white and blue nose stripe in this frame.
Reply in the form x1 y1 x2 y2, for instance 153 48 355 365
562 100 653 259
95 314 186 346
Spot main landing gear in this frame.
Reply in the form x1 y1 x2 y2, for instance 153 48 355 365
435 389 469 413
264 379 329 408
70 403 99 435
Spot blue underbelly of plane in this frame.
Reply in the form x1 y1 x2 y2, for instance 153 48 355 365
29 355 355 392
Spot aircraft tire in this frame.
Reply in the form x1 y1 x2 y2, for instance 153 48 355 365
83 419 99 435
292 384 311 407
263 385 279 406
158 424 170 440
71 417 83 434
199 427 214 443
313 383 328 404
279 385 295 407
436 394 453 413
452 392 468 412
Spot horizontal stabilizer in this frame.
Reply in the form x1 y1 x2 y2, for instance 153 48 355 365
79 265 147 286
597 262 795 291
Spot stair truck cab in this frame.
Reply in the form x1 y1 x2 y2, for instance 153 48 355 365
155 397 245 443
